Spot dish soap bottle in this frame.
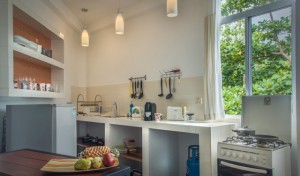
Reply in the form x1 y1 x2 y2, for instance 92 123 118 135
130 101 134 117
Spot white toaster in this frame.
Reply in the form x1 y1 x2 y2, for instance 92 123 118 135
167 106 186 121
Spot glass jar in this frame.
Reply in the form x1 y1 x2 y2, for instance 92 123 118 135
186 113 195 121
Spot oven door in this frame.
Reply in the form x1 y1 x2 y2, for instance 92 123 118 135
218 159 272 176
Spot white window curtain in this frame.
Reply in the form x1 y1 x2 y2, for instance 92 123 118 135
204 13 225 120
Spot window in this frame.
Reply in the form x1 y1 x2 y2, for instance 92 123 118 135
221 0 281 17
220 0 292 115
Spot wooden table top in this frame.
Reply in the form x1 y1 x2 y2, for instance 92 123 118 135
0 149 130 176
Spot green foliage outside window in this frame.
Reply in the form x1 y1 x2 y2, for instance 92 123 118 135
221 0 292 115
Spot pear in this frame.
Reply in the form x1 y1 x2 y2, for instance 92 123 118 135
74 158 91 170
92 157 103 169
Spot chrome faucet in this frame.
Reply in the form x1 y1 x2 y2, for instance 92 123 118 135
76 94 85 115
112 101 119 118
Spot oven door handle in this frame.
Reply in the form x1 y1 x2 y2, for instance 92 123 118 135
220 161 268 174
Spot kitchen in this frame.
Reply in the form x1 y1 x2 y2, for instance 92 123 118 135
0 0 299 176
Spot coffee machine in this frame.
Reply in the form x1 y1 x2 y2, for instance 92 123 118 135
144 102 156 121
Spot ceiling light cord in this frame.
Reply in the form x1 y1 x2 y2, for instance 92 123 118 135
84 9 86 28
118 0 121 13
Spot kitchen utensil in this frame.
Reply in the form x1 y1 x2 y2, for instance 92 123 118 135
158 78 164 97
138 80 143 99
164 77 168 88
172 77 176 93
136 80 140 98
133 80 137 98
232 126 255 136
166 77 173 99
130 80 134 98
131 80 135 98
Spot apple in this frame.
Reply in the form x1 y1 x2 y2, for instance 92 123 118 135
102 153 115 167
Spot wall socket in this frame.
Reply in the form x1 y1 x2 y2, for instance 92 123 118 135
196 97 202 104
264 97 271 105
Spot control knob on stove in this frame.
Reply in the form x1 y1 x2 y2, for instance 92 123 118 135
238 154 244 159
252 156 258 162
226 151 231 157
220 150 225 156
245 155 250 161
232 152 237 158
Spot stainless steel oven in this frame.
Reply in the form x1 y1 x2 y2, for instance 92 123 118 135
217 142 291 176
218 159 272 176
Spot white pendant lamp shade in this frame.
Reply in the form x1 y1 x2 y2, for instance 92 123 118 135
167 0 178 17
81 28 89 47
115 13 124 35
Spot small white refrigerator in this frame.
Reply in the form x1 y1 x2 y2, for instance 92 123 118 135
6 104 77 156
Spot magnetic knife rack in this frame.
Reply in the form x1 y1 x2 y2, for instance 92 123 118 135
129 75 147 81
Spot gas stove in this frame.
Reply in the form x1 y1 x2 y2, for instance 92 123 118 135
217 135 291 176
222 135 290 151
217 96 292 176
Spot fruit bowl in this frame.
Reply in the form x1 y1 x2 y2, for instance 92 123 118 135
40 158 119 173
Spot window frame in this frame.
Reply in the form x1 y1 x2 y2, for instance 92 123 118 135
220 0 293 96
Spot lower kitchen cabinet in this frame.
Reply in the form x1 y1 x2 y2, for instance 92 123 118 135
106 124 143 174
77 121 105 153
148 129 199 176
77 116 235 176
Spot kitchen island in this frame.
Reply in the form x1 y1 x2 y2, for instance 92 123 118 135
0 149 131 176
77 115 236 176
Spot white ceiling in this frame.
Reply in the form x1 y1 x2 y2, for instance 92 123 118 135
44 0 165 33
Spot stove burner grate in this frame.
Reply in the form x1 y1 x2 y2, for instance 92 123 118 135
255 139 290 149
225 136 255 145
224 136 291 149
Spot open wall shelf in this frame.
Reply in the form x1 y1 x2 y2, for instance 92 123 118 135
0 2 64 98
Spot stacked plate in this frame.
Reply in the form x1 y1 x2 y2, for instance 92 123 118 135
13 35 42 53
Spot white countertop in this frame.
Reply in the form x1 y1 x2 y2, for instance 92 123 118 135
77 115 235 134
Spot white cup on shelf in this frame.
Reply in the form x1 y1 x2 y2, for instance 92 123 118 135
46 83 51 92
40 83 46 91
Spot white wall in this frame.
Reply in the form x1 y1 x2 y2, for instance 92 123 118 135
87 0 208 86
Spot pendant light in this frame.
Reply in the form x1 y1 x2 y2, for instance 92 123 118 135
167 0 178 17
81 8 89 47
115 0 124 35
